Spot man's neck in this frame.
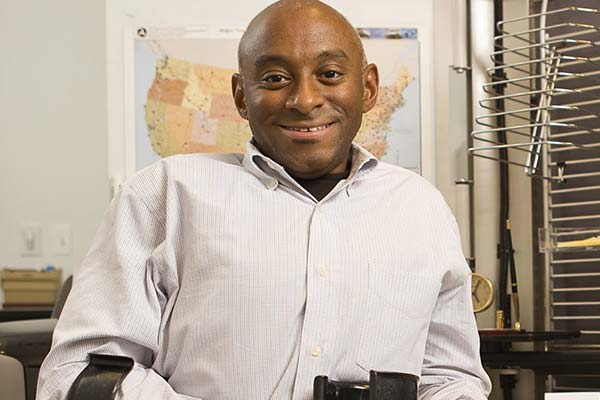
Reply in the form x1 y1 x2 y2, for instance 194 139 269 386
293 150 353 201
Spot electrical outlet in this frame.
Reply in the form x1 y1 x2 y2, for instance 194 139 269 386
20 223 42 256
50 224 72 255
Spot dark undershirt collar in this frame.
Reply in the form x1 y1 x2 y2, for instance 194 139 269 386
293 152 353 201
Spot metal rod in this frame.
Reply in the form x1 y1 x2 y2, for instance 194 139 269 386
529 74 553 175
473 122 570 135
549 27 600 41
550 185 600 194
553 115 600 124
552 273 600 279
492 38 600 59
495 22 599 44
468 153 555 180
551 128 600 139
550 171 600 180
487 52 600 74
497 7 599 33
563 99 600 108
551 142 600 153
483 69 600 90
470 140 543 153
471 153 540 169
476 104 600 121
551 199 600 208
465 0 474 266
550 214 600 222
551 257 600 264
481 85 600 106
540 0 552 337
553 229 600 236
559 40 600 55
550 157 600 166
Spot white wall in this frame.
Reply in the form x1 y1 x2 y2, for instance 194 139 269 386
0 0 109 298
433 0 473 256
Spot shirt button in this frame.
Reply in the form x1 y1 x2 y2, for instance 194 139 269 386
311 345 322 357
318 265 327 278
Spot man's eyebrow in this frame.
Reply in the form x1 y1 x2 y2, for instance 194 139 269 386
317 49 349 60
254 54 288 67
253 49 350 68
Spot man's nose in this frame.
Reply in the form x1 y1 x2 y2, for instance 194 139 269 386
285 77 324 114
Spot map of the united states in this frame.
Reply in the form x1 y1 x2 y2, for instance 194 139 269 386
144 56 413 159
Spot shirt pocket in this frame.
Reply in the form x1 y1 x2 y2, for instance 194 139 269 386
356 265 440 374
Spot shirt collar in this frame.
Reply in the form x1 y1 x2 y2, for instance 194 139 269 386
241 139 379 191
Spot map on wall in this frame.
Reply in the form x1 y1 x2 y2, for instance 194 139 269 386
134 28 421 173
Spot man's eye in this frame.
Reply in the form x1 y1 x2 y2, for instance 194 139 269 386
321 70 341 79
264 75 288 83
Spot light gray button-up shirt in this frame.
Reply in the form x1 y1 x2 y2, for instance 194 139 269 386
37 142 491 400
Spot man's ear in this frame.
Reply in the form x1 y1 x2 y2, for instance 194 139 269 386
361 63 379 113
231 73 248 120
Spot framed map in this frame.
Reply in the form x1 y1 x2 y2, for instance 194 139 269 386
134 27 421 173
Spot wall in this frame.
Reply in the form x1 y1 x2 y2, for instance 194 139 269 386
433 0 473 256
0 0 109 301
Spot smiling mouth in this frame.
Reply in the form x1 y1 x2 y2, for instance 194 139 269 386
282 123 332 132
278 122 334 139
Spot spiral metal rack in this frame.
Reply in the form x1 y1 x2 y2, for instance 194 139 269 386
470 1 600 393
470 5 600 179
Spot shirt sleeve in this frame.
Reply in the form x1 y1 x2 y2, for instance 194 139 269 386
418 205 492 399
418 272 492 399
36 185 201 400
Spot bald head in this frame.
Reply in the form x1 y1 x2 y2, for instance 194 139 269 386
230 0 379 179
238 0 367 74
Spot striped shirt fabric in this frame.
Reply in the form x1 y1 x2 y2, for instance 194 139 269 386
37 141 491 400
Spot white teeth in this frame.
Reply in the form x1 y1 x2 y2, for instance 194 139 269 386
286 124 329 132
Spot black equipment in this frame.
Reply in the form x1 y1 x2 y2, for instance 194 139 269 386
313 370 418 400
67 354 134 400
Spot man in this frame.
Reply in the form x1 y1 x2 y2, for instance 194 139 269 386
38 1 491 399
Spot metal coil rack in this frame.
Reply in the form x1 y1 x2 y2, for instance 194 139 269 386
469 5 600 181
472 0 600 392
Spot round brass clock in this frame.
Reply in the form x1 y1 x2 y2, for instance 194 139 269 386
471 272 494 313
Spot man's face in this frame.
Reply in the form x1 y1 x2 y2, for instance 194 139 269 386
233 6 378 179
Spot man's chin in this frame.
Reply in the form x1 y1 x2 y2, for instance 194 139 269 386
290 138 319 145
